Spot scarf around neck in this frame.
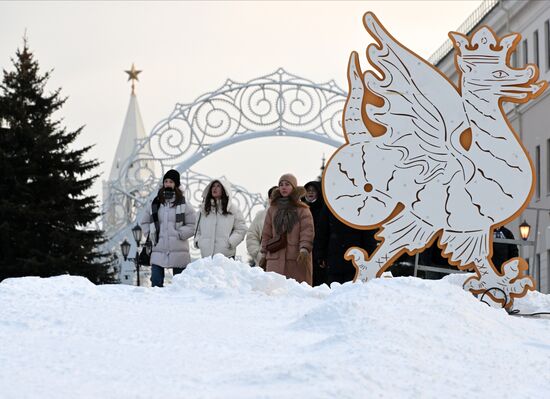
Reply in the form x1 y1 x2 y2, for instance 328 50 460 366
273 197 299 235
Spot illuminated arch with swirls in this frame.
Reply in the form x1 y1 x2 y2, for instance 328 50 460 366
103 68 346 249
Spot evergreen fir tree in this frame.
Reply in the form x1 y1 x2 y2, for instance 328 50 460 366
0 40 116 283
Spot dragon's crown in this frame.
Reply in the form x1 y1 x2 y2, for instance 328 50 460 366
449 27 518 60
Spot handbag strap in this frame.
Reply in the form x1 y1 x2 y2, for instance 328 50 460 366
194 212 202 237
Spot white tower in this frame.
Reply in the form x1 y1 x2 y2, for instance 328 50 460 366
102 64 149 230
102 64 151 284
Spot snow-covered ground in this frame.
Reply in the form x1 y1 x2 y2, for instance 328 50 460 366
1 255 549 399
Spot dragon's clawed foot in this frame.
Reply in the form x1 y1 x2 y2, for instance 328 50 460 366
345 247 376 282
464 258 535 308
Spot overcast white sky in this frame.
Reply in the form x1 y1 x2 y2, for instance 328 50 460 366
0 1 482 201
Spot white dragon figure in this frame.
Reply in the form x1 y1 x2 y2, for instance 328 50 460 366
323 12 548 308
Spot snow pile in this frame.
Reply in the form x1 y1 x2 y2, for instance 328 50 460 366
0 257 549 399
171 254 330 298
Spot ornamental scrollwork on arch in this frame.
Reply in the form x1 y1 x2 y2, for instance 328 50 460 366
103 69 347 243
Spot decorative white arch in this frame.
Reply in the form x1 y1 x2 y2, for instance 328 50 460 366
103 68 347 249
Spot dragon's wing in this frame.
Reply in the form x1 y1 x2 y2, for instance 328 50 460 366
362 12 467 169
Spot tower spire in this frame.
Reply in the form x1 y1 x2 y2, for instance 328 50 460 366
125 63 142 95
108 65 148 181
317 153 326 181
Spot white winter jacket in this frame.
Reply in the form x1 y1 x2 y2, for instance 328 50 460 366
195 179 247 258
141 197 197 268
246 209 267 265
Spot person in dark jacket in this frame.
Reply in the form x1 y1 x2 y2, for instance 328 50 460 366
303 181 326 286
315 204 378 284
491 225 519 271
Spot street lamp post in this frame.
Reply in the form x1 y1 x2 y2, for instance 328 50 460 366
131 224 143 286
120 224 151 286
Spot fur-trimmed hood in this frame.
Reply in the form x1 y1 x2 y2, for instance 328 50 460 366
201 178 237 212
270 186 308 208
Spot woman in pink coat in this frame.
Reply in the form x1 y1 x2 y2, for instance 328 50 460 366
260 174 314 285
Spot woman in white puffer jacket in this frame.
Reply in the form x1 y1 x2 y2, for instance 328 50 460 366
195 178 247 258
141 169 197 287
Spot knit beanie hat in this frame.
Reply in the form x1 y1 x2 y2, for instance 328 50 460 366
163 169 181 187
279 173 298 188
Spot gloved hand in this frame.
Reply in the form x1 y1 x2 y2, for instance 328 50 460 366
297 248 309 268
258 256 267 270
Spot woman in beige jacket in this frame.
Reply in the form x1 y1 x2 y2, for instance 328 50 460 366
260 174 314 285
246 186 277 267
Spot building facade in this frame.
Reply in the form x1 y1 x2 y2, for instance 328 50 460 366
433 0 550 293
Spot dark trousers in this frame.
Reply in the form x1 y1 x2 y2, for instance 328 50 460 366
312 263 328 287
151 264 185 287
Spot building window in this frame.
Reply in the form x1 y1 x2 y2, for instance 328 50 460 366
546 20 550 71
523 39 529 65
536 145 541 199
534 30 539 69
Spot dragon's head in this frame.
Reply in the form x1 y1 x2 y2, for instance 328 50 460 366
450 27 547 103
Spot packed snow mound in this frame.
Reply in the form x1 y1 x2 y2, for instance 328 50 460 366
0 274 99 298
1 260 549 399
291 277 480 333
170 254 331 298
